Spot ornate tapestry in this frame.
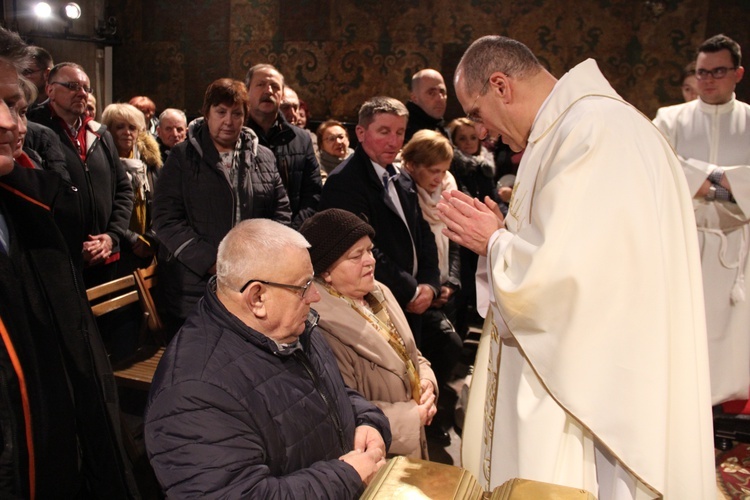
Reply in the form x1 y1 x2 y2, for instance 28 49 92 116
110 0 749 123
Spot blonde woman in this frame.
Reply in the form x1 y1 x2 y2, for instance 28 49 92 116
401 131 463 424
102 103 162 268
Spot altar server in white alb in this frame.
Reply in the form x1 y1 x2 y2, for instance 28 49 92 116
653 34 750 406
438 35 714 499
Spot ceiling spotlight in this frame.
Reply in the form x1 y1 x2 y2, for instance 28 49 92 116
64 2 81 20
33 2 53 19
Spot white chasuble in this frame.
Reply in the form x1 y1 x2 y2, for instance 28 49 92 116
461 59 715 500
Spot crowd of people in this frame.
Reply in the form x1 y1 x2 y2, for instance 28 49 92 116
1 21 747 499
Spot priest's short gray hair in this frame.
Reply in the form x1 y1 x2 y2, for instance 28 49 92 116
456 35 542 97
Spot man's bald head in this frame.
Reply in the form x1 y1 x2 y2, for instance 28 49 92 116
280 86 300 125
410 68 447 120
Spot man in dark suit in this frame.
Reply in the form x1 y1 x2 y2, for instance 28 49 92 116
319 96 440 344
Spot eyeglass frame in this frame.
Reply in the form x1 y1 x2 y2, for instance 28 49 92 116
239 277 315 299
50 81 93 94
466 76 491 123
695 66 737 81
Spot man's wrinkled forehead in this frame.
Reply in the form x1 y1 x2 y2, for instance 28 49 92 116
56 65 90 84
283 86 298 99
251 68 283 87
415 75 444 92
161 112 186 127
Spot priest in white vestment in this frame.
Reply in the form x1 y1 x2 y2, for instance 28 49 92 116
439 35 715 500
653 34 750 406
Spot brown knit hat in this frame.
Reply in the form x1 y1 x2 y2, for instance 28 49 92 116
299 208 376 275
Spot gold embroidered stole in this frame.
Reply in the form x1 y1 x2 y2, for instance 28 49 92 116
324 283 422 401
482 315 501 487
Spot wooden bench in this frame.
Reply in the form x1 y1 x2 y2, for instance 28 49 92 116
112 344 165 391
87 263 167 391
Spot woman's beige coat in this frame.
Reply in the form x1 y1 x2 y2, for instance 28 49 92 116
314 281 437 459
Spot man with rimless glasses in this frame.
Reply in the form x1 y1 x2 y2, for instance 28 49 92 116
145 218 391 498
654 34 750 407
28 62 132 287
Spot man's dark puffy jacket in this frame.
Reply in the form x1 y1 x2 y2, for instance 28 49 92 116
145 280 391 498
247 113 322 228
152 118 291 320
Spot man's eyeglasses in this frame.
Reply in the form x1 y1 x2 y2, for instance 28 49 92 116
239 277 315 299
695 67 736 80
50 81 93 94
466 76 491 123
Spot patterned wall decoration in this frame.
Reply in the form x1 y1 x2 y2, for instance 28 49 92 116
109 0 749 123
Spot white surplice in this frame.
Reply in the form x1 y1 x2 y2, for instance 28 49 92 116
461 59 715 499
654 96 750 405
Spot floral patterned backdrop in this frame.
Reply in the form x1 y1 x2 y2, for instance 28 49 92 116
109 0 749 122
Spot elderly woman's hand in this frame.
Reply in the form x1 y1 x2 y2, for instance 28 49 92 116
417 379 437 426
417 393 437 426
419 379 435 403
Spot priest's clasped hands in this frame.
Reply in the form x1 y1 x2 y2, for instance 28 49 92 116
437 190 505 256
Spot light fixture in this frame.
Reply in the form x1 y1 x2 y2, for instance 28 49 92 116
33 2 53 19
64 3 81 20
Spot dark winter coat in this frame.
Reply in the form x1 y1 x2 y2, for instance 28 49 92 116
0 177 138 499
404 101 449 144
27 103 134 257
145 280 391 498
450 148 500 203
247 113 322 228
152 118 291 319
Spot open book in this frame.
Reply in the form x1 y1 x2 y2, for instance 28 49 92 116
361 456 597 499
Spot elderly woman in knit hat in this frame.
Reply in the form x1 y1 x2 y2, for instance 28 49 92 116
299 208 438 459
